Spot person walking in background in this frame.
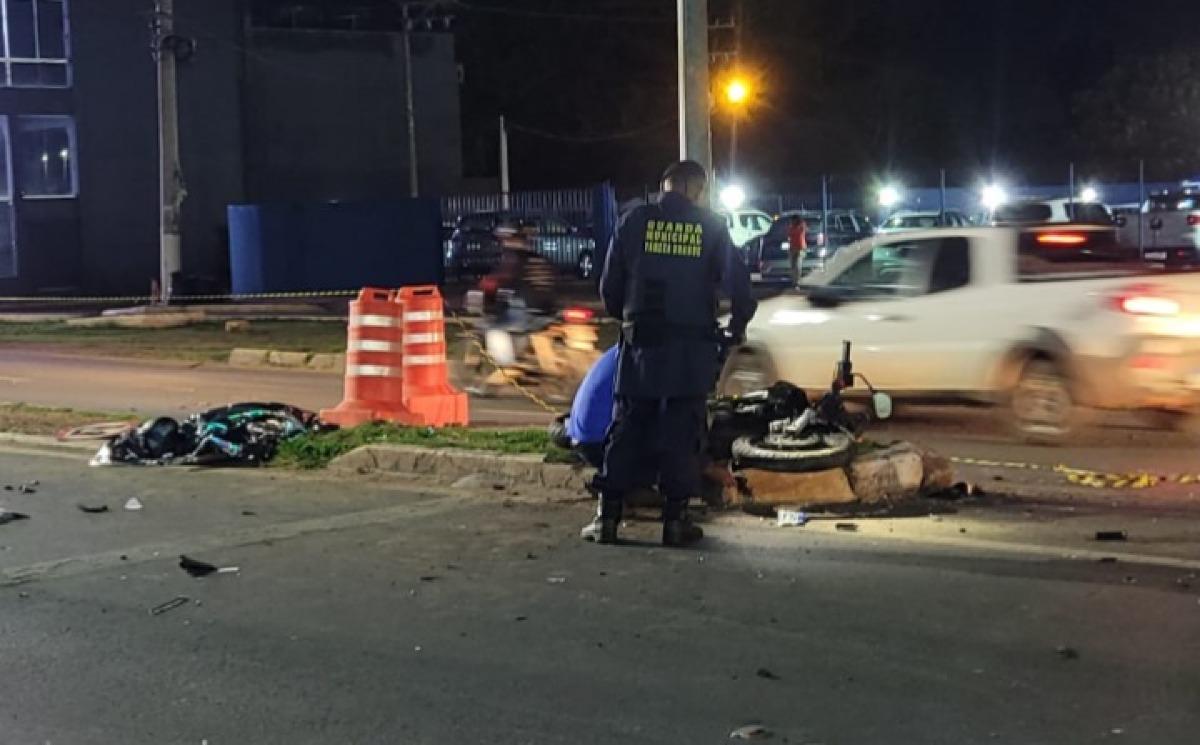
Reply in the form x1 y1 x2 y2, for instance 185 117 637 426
787 214 808 286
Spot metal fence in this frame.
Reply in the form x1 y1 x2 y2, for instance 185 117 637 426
440 187 595 229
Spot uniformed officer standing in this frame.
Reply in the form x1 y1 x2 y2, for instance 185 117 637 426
583 160 757 547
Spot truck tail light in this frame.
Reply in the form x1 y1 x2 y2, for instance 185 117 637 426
1112 286 1181 317
1036 232 1087 246
1187 214 1200 227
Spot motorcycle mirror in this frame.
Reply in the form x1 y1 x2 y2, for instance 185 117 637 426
872 392 893 420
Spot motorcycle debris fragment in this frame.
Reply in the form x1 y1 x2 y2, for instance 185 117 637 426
91 403 333 468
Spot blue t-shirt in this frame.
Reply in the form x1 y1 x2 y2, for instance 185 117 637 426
566 345 618 445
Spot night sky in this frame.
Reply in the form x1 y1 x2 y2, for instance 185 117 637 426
259 0 1200 192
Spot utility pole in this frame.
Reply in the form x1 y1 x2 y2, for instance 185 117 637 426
401 4 420 198
499 115 510 209
153 0 183 304
729 0 743 176
677 0 712 178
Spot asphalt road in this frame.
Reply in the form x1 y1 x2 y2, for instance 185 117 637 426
5 346 1200 502
0 347 553 426
1 448 1198 744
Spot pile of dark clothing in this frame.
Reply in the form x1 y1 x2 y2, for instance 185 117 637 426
92 403 332 467
707 381 810 461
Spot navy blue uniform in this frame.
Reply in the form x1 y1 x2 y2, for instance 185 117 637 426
596 191 756 506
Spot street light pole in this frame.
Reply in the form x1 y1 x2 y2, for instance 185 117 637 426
677 0 712 178
154 0 183 304
499 115 510 210
401 5 420 198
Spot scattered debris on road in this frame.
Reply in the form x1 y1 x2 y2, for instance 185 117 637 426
755 667 781 680
546 576 567 584
1055 645 1080 660
0 509 30 525
179 555 240 578
729 723 772 739
92 403 330 467
776 509 809 527
148 596 190 616
77 503 110 514
124 497 144 511
835 522 859 532
1095 530 1128 542
1098 557 1118 563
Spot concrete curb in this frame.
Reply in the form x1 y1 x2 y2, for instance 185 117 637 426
330 444 591 491
229 348 346 373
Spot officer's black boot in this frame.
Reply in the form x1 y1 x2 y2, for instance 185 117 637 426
662 500 703 547
580 499 622 544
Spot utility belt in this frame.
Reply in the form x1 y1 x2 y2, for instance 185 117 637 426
621 321 716 347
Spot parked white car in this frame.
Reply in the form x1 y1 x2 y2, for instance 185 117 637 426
877 210 971 234
1115 184 1200 266
721 226 1200 442
990 198 1113 226
721 209 774 248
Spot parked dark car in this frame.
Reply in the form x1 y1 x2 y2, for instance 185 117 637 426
446 212 508 279
521 215 597 279
746 209 874 283
447 213 596 280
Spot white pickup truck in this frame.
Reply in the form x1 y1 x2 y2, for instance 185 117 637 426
721 226 1200 442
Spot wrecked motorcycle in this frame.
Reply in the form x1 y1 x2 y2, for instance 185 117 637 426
93 402 331 467
720 341 893 472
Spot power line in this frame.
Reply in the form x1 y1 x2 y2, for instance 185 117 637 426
507 118 674 143
448 0 671 24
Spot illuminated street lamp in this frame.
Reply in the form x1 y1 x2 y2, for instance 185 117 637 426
719 183 747 210
1080 186 1100 203
724 78 750 107
878 185 901 209
981 184 1008 211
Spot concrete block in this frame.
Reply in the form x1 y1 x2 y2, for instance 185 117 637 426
267 350 311 368
228 348 270 367
848 446 925 504
307 353 346 373
739 468 857 508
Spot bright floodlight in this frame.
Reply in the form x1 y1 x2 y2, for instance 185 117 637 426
725 79 749 105
1080 186 1100 203
878 185 901 208
981 184 1007 210
720 184 747 210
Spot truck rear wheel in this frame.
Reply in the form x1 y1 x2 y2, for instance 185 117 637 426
1009 359 1079 445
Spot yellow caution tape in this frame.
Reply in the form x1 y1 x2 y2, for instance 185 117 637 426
952 456 1200 490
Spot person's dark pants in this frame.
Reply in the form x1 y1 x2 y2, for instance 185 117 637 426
597 396 707 516
577 442 606 469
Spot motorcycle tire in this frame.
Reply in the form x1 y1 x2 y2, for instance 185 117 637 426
731 431 856 473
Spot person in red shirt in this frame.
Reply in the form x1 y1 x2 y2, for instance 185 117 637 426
787 215 808 286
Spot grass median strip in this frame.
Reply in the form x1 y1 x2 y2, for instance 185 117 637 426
0 320 347 363
274 422 574 470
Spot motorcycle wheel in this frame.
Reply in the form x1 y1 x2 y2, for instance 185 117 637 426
731 431 855 473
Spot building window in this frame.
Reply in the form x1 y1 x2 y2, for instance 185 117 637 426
1 0 71 88
0 118 14 278
14 115 75 197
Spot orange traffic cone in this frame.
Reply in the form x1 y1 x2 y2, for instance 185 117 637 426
320 288 411 427
396 286 469 427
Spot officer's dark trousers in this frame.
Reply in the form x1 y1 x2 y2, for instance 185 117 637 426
598 396 707 508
